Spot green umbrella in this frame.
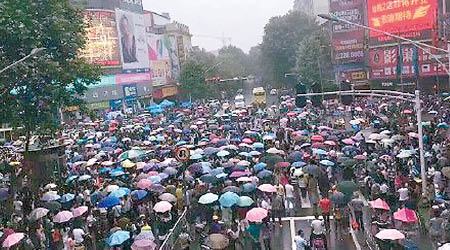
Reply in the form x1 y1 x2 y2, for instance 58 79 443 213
199 193 219 205
336 181 358 194
237 196 254 207
342 159 358 167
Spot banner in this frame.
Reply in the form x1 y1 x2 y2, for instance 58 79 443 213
116 72 151 85
168 36 180 80
81 10 121 66
147 34 174 86
367 0 437 44
115 9 150 71
123 84 138 105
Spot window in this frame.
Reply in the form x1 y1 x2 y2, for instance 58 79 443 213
92 92 98 98
112 90 118 96
103 91 108 97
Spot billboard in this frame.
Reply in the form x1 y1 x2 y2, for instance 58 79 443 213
147 34 174 86
115 9 150 71
331 0 365 64
369 45 449 79
80 10 121 66
367 0 437 44
123 84 138 105
168 36 180 79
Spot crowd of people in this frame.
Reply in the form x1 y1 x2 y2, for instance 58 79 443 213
0 92 448 250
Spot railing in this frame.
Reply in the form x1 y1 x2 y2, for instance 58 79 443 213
159 208 188 250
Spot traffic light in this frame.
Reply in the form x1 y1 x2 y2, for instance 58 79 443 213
311 82 323 107
295 83 307 108
340 80 353 106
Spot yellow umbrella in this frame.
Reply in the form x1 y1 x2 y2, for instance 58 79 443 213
121 159 135 168
9 162 21 167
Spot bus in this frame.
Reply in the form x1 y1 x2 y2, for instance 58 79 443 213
252 87 266 105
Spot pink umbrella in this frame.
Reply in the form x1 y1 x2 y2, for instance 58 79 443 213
258 184 277 193
131 239 157 250
246 207 268 222
137 179 153 189
342 138 355 145
153 201 173 213
73 206 89 218
324 140 336 146
311 135 324 142
403 109 413 114
147 171 159 177
318 126 332 130
275 162 291 168
312 142 324 148
375 229 405 240
393 208 418 223
287 112 296 117
408 132 419 138
236 177 252 182
2 233 25 248
354 155 367 160
369 198 390 211
229 171 252 178
242 138 253 144
53 210 73 223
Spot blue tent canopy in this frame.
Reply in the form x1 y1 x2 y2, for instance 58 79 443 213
159 99 175 108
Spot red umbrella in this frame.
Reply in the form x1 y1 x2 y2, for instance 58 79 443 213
403 109 413 114
393 208 418 223
354 155 367 160
275 162 291 168
368 198 390 211
246 207 268 222
311 135 324 142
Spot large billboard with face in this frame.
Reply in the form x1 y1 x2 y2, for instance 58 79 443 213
115 9 150 71
80 10 121 66
367 0 437 44
331 0 365 64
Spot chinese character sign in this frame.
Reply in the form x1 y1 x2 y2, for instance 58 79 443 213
367 0 437 40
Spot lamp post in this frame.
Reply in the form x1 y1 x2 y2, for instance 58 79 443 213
0 48 46 74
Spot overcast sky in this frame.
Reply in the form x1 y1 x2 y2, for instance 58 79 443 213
143 0 293 53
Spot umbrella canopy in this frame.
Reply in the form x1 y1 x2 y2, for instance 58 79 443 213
29 208 49 221
60 193 75 203
118 149 145 161
53 210 73 223
275 161 291 168
2 233 25 248
237 196 254 207
73 206 89 218
219 192 240 208
209 233 229 249
257 184 277 193
369 198 390 211
41 192 61 202
330 191 349 204
131 239 157 250
336 181 358 194
242 183 256 193
98 196 121 209
246 207 268 222
393 208 418 223
153 201 173 213
137 179 153 189
319 160 334 166
107 230 130 246
199 193 219 205
303 165 322 176
159 193 177 203
375 229 405 240
257 170 273 179
222 186 241 194
131 190 148 200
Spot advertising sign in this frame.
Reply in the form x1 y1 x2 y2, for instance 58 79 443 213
115 9 150 71
123 84 138 105
367 0 437 44
116 72 152 85
331 0 365 64
119 0 143 13
81 10 121 66
168 36 180 79
147 34 174 86
369 45 449 79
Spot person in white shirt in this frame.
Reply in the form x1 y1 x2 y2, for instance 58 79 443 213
398 184 409 202
72 228 85 245
285 183 295 216
294 229 308 250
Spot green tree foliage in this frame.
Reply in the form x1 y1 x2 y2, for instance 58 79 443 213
261 11 319 86
179 59 210 100
0 0 100 142
216 45 249 78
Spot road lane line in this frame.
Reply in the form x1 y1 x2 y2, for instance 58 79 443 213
290 218 296 250
275 216 334 222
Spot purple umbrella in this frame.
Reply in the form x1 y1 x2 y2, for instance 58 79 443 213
0 188 8 201
150 184 165 193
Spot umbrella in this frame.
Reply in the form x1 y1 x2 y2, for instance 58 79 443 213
159 193 177 203
137 179 153 189
393 208 418 223
219 192 240 208
53 210 73 223
135 230 155 241
107 230 130 246
109 188 130 198
260 155 284 167
330 191 349 204
190 154 203 160
275 161 291 168
199 193 219 205
311 135 324 142
217 150 230 157
200 174 218 183
242 183 256 193
369 198 390 211
319 160 334 166
237 196 254 207
60 193 75 203
303 165 322 176
292 161 307 167
41 192 61 202
257 184 277 193
73 206 89 218
164 167 178 176
2 233 25 248
29 208 49 221
131 239 157 250
153 201 173 213
257 170 273 179
287 151 303 162
222 186 241 194
442 167 450 179
342 138 355 145
209 233 229 249
252 142 264 149
253 163 267 172
121 160 136 168
78 174 92 181
42 201 62 212
375 229 405 240
105 185 120 193
131 190 148 200
246 207 268 222
0 188 9 201
266 148 280 154
336 181 358 194
150 184 165 193
312 149 327 155
98 196 120 209
324 140 336 146
118 149 145 161
229 171 251 178
438 244 450 250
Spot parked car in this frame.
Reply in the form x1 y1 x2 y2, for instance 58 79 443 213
270 89 278 95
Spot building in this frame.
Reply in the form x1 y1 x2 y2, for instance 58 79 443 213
165 21 193 64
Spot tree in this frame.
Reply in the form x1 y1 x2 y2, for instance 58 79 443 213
261 11 319 86
179 60 211 100
0 0 101 146
216 45 249 78
295 30 336 93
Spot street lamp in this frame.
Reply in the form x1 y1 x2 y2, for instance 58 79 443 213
0 47 46 74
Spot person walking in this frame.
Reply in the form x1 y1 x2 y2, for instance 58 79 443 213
318 195 331 230
285 183 295 216
294 229 308 250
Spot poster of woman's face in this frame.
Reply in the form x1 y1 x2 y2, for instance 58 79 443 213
119 13 137 63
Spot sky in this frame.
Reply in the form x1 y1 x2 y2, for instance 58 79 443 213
143 0 293 53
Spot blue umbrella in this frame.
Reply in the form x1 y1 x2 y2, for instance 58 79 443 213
164 167 178 176
292 161 307 167
319 160 335 166
199 193 219 204
109 188 130 198
65 175 78 184
131 190 148 200
99 168 112 174
217 150 230 157
176 141 187 146
237 196 254 207
257 170 273 179
231 138 241 143
241 183 256 193
190 154 203 160
219 192 240 208
254 163 267 172
60 193 75 203
111 170 126 177
239 152 250 157
252 143 264 149
204 147 219 155
312 149 327 155
0 188 8 201
158 173 169 179
149 175 162 183
249 151 261 157
98 196 120 208
107 230 130 246
90 191 104 204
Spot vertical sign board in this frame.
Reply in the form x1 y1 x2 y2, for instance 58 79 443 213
123 84 138 105
115 9 150 72
330 0 365 64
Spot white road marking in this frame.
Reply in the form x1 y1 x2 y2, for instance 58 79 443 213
274 216 334 222
290 218 296 250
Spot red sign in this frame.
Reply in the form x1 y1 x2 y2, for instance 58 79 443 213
333 32 365 63
368 45 449 79
175 147 190 162
367 0 437 42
